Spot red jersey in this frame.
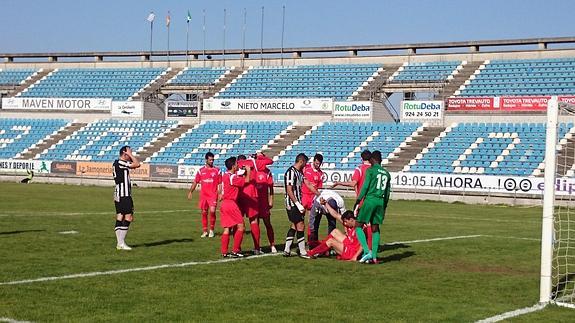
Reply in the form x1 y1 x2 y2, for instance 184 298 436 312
343 226 360 248
255 170 274 201
221 171 245 201
352 162 371 197
237 155 274 198
302 163 323 195
194 166 221 200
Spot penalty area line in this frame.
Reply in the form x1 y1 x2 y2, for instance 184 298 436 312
475 303 546 323
0 234 483 286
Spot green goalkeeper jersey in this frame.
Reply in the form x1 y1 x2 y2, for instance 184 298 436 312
357 164 391 206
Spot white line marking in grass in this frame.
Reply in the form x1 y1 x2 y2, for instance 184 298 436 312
0 208 289 218
0 234 482 286
396 213 541 224
483 235 540 242
386 235 483 245
58 231 78 235
0 317 32 323
475 303 546 323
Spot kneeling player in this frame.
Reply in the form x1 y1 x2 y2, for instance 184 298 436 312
308 199 362 261
220 157 251 258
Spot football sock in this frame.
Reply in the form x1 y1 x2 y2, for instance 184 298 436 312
366 227 373 249
264 221 275 246
250 220 261 250
232 229 244 253
356 227 370 255
284 228 296 252
209 210 216 231
221 232 230 254
308 240 330 257
201 209 208 232
114 220 123 245
296 230 307 255
119 220 131 244
371 231 380 260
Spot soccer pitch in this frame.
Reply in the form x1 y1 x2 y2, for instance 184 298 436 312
0 182 572 322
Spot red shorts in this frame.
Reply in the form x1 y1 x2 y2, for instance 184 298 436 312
220 200 244 228
238 196 259 218
302 193 316 210
258 199 271 218
198 197 217 210
339 242 361 261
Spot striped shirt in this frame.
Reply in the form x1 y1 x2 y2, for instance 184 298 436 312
113 159 132 199
284 165 303 209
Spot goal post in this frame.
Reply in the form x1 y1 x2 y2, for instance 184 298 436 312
540 96 575 308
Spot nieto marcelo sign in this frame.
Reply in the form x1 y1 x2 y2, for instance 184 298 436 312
333 101 371 119
1 97 112 110
203 98 332 112
401 100 443 120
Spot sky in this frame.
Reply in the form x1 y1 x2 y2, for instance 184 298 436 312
0 0 573 53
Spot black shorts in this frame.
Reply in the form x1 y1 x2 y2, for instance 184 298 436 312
286 207 304 224
115 197 134 215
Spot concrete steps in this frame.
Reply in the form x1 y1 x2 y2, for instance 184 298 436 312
18 122 87 160
139 124 194 161
262 125 313 158
436 61 483 100
207 67 246 98
385 126 445 172
133 68 183 101
9 69 54 97
356 64 402 100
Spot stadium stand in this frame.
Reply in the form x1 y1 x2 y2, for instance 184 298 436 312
389 61 462 83
18 68 166 101
456 58 575 96
0 118 69 159
407 122 574 176
148 121 292 165
38 119 178 161
0 69 38 86
272 121 421 172
216 64 382 101
167 67 229 85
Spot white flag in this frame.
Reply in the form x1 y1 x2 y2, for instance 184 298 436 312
147 12 155 22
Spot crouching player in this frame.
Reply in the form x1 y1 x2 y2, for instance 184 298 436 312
308 198 362 261
220 157 251 258
308 189 346 244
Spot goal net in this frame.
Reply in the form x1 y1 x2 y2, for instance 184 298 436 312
541 97 575 308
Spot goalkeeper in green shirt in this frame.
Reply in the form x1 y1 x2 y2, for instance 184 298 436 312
353 150 391 264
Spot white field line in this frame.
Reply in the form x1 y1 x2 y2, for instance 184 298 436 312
483 235 540 242
0 318 32 323
475 303 546 323
0 208 290 217
0 235 482 286
397 213 541 224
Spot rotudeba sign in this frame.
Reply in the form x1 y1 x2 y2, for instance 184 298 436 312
1 97 112 110
332 101 372 119
203 98 333 112
111 101 143 117
401 100 443 120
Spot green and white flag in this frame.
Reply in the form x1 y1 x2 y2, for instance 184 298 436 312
187 10 191 23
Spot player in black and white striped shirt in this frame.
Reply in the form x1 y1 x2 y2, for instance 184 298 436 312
283 153 310 258
113 146 141 250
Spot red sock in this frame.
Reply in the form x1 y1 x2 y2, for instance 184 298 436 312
221 232 230 254
209 210 216 231
264 221 275 246
201 209 208 232
249 220 261 250
366 227 373 249
233 229 244 253
309 240 330 257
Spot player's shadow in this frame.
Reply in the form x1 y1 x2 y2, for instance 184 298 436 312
379 243 410 252
132 238 194 248
0 229 45 235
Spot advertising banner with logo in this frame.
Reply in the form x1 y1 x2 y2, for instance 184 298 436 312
111 101 144 117
203 98 333 112
150 164 179 178
166 101 199 117
312 170 575 197
447 96 575 112
400 101 444 120
332 101 372 119
50 161 77 174
178 165 202 179
76 162 149 178
1 97 112 110
0 159 51 174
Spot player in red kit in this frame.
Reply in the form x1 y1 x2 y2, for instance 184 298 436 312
237 153 273 254
187 152 221 238
302 153 324 247
255 164 277 253
220 156 251 258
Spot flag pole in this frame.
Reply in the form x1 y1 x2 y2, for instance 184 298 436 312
260 6 264 66
186 11 190 67
149 12 154 67
223 8 227 66
241 8 247 68
167 11 171 66
281 5 285 66
202 9 206 67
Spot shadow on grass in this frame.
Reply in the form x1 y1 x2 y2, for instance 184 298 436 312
0 229 45 235
380 243 410 252
132 238 195 248
380 251 416 263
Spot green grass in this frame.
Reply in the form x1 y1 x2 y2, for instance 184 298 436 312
0 182 572 322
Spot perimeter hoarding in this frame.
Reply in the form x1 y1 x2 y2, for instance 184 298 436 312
332 101 372 119
203 98 333 112
0 159 51 174
447 96 575 112
1 97 112 110
111 101 143 117
76 162 149 179
165 101 199 118
400 100 443 120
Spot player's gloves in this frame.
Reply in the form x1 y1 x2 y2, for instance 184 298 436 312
295 202 305 213
353 201 360 216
